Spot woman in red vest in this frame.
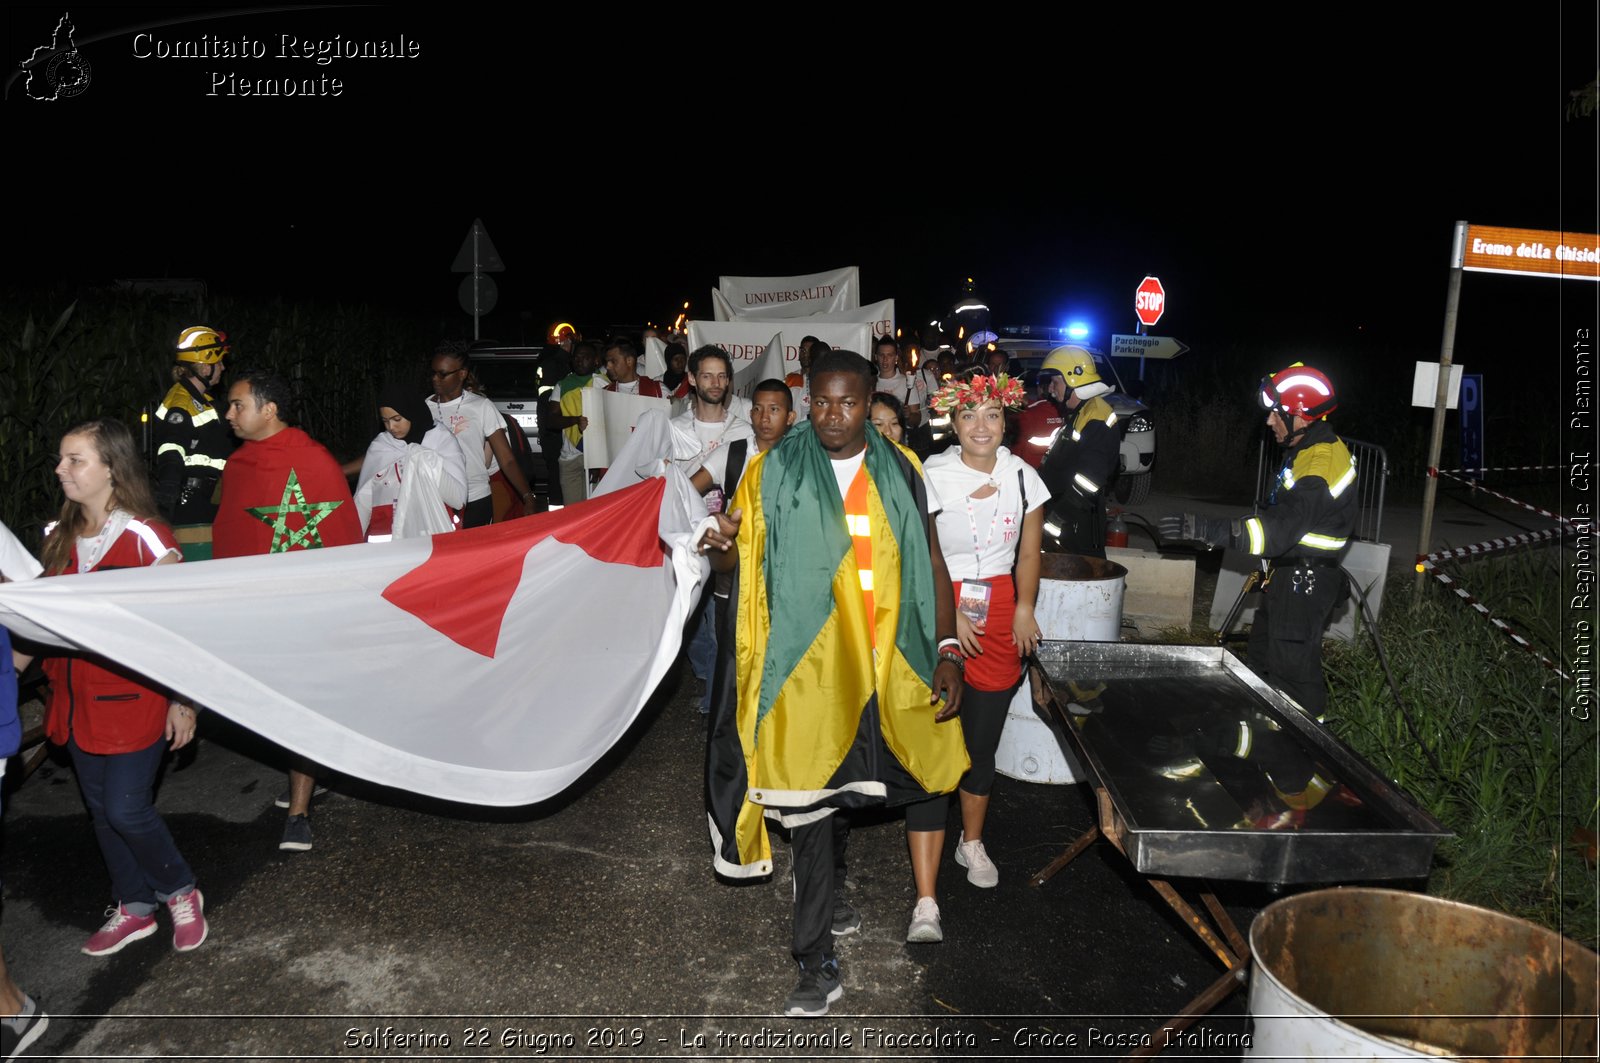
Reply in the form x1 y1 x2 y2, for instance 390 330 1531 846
30 419 207 957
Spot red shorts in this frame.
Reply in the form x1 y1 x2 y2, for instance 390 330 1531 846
952 575 1020 692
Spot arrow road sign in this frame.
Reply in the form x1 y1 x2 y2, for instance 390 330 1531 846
1110 334 1189 360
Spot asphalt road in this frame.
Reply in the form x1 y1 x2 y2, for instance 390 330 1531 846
0 478 1554 1061
3 664 1269 1062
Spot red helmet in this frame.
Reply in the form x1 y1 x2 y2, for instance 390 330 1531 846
1259 363 1336 421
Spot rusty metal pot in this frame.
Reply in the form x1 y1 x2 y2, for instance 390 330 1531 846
1247 887 1597 1060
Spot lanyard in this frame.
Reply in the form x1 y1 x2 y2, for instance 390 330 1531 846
963 484 1001 578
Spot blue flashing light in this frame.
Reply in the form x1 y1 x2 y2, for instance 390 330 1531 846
1065 322 1090 341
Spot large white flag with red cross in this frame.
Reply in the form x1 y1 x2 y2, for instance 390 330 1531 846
0 475 708 806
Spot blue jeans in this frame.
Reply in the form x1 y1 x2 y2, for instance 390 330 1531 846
687 594 717 713
68 736 194 915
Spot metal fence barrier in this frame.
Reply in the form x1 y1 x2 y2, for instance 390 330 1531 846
1255 432 1388 544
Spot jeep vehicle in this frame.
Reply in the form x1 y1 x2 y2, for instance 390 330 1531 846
464 342 558 496
464 343 551 450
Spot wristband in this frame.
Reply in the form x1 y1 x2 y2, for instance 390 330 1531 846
937 649 965 671
937 637 960 653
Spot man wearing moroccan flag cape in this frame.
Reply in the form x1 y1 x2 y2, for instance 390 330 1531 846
699 353 968 1018
0 474 709 808
213 370 363 851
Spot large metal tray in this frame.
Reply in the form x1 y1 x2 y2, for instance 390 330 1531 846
1033 641 1450 885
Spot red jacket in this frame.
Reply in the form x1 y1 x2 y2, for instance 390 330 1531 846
43 517 179 754
1013 398 1066 469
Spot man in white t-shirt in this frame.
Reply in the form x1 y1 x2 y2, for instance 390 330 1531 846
873 336 928 430
426 346 536 528
673 346 754 714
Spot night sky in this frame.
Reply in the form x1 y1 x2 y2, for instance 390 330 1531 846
5 5 1596 368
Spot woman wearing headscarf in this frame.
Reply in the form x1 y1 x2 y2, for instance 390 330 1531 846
355 382 468 540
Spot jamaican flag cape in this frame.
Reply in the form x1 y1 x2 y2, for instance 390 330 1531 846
707 422 969 878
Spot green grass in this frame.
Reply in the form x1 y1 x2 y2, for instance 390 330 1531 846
1322 546 1596 947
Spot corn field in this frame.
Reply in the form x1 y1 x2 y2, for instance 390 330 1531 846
0 288 434 546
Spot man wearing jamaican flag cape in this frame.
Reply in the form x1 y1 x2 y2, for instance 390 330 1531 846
700 351 968 1018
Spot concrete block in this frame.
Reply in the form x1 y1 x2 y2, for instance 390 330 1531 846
1105 546 1195 636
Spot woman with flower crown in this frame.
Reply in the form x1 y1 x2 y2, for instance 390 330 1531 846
919 369 1050 908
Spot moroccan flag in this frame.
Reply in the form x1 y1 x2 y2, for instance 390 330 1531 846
0 475 708 806
213 427 362 557
707 423 968 878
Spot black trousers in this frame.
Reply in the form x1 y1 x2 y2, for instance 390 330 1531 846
1247 561 1343 716
790 794 946 966
460 496 495 529
1049 498 1105 559
790 813 850 966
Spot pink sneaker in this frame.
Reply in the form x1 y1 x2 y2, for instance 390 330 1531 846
168 888 208 952
82 904 157 956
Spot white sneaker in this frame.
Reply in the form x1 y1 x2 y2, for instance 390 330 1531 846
906 897 943 943
954 833 999 888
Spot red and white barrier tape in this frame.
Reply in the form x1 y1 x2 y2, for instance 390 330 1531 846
1431 469 1576 527
1417 561 1571 681
1435 464 1561 475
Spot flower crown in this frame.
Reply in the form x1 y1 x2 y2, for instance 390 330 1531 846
929 373 1026 414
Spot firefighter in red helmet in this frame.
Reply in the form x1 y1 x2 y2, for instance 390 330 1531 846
1161 363 1356 715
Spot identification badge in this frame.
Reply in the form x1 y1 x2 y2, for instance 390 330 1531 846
957 580 992 625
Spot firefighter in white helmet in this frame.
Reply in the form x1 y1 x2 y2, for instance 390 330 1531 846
1161 363 1356 715
1036 345 1120 558
154 326 236 547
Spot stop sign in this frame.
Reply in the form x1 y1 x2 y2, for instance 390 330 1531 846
1134 276 1166 327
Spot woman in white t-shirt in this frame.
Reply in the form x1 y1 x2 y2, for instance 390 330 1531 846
921 370 1049 893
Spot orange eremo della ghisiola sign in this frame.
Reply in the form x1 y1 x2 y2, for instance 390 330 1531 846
1456 223 1599 280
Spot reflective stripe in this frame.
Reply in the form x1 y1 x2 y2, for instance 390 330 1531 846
1299 532 1347 551
190 407 220 427
183 454 227 471
1281 470 1296 490
845 514 872 537
1026 433 1059 447
124 519 177 562
858 569 874 591
1042 520 1062 538
1073 473 1100 495
154 404 173 419
1070 429 1083 442
157 442 188 458
1327 463 1356 498
1105 411 1118 427
1233 722 1252 758
1245 517 1265 555
1273 373 1331 397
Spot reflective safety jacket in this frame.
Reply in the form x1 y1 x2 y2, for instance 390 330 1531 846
154 378 234 523
1039 395 1119 511
1237 420 1357 561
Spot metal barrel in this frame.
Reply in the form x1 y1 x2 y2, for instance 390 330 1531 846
1247 887 1598 1060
